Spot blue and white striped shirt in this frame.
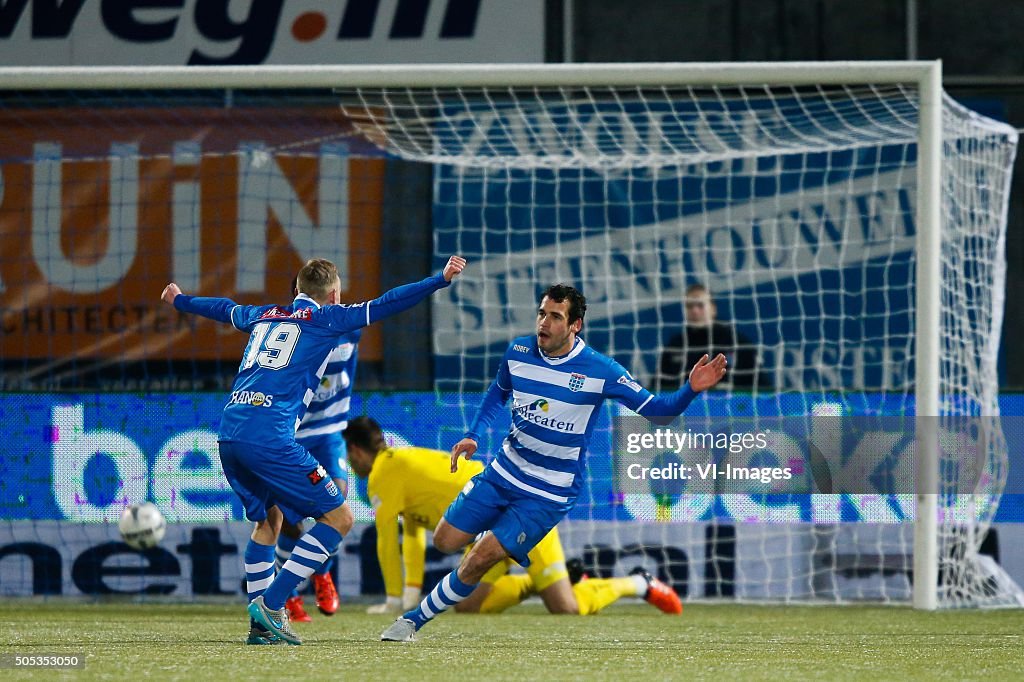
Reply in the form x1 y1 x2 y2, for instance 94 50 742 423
468 335 697 504
296 328 360 440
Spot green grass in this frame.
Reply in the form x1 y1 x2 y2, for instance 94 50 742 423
4 601 1023 681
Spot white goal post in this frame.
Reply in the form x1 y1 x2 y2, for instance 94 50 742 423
0 62 1015 609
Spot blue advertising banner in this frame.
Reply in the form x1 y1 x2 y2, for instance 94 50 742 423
1 391 1021 523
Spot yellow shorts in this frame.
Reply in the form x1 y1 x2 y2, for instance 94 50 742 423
478 526 568 592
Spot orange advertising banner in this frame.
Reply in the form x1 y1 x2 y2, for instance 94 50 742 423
0 107 384 363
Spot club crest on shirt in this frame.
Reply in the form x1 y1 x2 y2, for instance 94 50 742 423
568 372 586 392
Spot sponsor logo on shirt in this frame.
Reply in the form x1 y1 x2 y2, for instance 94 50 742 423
511 398 576 432
617 375 643 393
513 344 530 353
313 375 337 401
568 372 586 392
228 390 274 407
289 308 312 320
307 464 328 485
258 307 289 319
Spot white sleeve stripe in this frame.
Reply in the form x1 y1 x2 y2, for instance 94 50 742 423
230 305 243 330
366 303 371 326
636 395 653 412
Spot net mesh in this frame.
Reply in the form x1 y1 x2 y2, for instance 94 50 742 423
338 81 1019 605
0 73 1018 606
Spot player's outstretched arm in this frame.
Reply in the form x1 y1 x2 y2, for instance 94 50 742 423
160 282 238 325
324 255 467 330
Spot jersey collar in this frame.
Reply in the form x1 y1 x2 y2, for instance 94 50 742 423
538 337 586 365
293 293 320 310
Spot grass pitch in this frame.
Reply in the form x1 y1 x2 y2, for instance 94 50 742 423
4 600 1023 681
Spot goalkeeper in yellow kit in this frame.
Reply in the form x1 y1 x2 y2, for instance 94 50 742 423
343 416 681 616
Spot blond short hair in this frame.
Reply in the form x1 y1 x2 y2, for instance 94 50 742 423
296 259 340 301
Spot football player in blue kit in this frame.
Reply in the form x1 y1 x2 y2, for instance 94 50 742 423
161 255 466 646
381 283 726 642
277 277 361 623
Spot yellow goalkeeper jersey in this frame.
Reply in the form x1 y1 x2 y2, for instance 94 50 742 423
367 446 484 597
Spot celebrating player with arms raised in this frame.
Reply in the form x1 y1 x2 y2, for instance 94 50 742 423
277 278 361 623
161 255 466 646
381 283 726 641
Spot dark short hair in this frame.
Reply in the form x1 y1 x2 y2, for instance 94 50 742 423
541 283 587 325
290 276 298 298
685 283 710 297
342 416 387 454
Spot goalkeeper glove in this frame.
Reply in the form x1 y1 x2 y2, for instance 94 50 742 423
366 596 402 615
402 585 422 610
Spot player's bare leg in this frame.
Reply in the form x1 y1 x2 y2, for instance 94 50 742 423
250 506 282 545
539 578 580 614
432 517 477 554
457 532 510 583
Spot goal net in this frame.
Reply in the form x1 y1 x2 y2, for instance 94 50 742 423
335 63 1019 607
0 64 1018 608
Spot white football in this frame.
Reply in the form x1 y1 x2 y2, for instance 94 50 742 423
118 502 166 550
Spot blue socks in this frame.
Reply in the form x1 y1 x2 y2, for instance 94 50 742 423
244 540 276 603
405 569 478 629
315 554 335 576
263 523 342 611
275 533 299 599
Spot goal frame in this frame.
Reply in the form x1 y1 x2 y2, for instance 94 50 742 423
0 60 945 609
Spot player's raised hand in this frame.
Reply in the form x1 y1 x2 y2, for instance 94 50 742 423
450 437 478 473
160 283 182 305
443 255 467 282
688 353 728 392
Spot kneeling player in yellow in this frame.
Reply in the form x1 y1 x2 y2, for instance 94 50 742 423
343 416 681 616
